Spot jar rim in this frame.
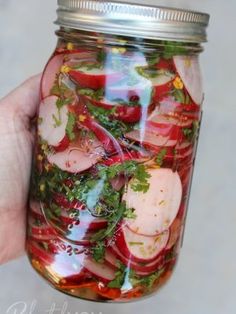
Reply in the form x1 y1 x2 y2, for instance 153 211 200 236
55 0 210 43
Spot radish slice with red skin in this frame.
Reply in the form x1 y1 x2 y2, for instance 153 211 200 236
83 257 116 283
38 96 69 148
104 250 119 270
59 210 108 231
102 151 144 166
83 96 142 123
29 200 45 221
116 223 169 263
73 97 124 154
41 54 64 99
69 66 123 90
108 245 165 276
47 144 104 173
53 193 85 211
173 55 203 105
44 218 95 246
27 241 54 264
123 168 182 236
110 175 126 191
166 218 183 250
148 109 193 128
125 129 177 148
29 218 57 237
106 72 174 104
64 51 97 65
159 98 200 116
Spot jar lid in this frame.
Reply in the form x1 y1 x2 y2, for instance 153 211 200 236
55 0 210 43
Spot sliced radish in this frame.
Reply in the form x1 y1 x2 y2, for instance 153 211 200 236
63 210 108 231
116 223 169 263
45 218 95 246
64 51 97 66
125 129 177 148
123 168 182 236
159 98 200 118
83 96 142 123
102 151 145 166
152 73 175 102
38 96 69 148
53 193 85 211
47 144 104 173
110 175 126 191
156 58 175 72
83 256 116 283
104 250 119 270
69 65 123 90
29 222 57 242
106 71 174 104
27 240 54 264
148 108 193 128
29 200 45 222
174 55 203 105
41 54 64 98
108 245 164 276
166 218 183 250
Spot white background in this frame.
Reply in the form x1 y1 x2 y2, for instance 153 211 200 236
0 1 235 313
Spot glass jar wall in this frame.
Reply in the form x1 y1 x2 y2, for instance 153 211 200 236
27 29 204 301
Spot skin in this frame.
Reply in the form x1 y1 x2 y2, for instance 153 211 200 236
0 75 41 265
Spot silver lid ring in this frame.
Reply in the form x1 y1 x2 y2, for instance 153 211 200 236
56 0 210 43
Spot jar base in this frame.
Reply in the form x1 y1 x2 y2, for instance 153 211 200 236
27 252 177 303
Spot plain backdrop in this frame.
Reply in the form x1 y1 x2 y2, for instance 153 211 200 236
0 1 235 314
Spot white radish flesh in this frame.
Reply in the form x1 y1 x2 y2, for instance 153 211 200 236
174 55 203 105
125 129 177 147
83 257 116 282
119 224 169 262
123 168 182 236
148 110 193 128
47 144 104 173
38 96 69 147
41 54 64 98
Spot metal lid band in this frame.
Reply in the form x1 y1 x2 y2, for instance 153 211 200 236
55 0 209 43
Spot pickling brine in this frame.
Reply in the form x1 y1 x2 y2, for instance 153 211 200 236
27 0 209 302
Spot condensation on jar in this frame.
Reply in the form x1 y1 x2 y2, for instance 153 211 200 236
27 0 209 302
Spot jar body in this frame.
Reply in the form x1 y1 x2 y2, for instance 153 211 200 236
27 29 203 302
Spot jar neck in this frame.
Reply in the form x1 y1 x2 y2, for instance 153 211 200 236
55 27 203 55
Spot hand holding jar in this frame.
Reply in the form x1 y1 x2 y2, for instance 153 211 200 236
0 0 210 303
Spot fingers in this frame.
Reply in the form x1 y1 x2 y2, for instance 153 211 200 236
0 74 42 119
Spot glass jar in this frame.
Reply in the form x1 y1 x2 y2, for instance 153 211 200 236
27 0 209 302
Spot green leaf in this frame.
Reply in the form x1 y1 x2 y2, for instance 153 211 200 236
66 112 76 141
91 201 127 242
147 54 161 67
123 207 137 219
97 49 106 63
92 241 106 262
52 114 62 127
173 89 186 104
130 269 165 290
131 164 151 193
107 262 126 288
155 148 167 167
162 41 187 59
183 121 199 142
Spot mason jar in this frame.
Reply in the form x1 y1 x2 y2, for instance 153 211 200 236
27 0 209 302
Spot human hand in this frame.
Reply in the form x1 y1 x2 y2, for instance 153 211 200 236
0 75 41 264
